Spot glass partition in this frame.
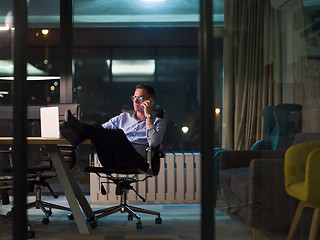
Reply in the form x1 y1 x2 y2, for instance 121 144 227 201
216 0 320 239
0 4 14 137
6 0 320 239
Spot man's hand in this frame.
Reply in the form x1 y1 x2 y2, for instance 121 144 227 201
141 99 153 117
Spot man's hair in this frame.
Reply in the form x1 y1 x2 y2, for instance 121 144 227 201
136 83 155 99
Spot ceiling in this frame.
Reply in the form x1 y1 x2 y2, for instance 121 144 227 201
0 0 224 28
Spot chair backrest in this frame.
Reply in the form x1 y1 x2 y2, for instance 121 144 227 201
53 103 80 170
37 103 80 171
251 104 302 151
272 103 302 150
48 103 80 121
292 132 320 146
0 104 80 137
262 106 276 141
57 145 77 169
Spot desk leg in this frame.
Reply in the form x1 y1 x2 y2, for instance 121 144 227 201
46 145 91 234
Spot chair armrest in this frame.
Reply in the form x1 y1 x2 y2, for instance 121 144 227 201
145 146 164 176
220 150 286 171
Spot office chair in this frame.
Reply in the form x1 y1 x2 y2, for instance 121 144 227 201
6 104 80 225
284 140 320 240
22 145 76 224
0 150 14 223
85 108 165 229
0 149 36 238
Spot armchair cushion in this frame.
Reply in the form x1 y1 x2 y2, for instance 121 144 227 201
230 170 249 203
220 150 286 171
219 167 248 196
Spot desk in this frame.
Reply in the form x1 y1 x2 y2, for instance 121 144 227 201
0 137 94 234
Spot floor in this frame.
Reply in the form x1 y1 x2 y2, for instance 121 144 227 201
0 194 291 240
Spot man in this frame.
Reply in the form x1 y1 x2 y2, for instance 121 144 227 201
59 83 166 170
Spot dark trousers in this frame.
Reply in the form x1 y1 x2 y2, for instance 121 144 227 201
84 122 148 170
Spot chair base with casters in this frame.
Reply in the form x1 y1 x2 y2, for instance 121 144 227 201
85 168 162 229
26 176 72 224
6 172 73 225
85 144 164 229
6 145 77 225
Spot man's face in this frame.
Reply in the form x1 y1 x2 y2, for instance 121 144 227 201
132 88 150 112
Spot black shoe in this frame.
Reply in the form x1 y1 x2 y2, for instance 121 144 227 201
59 121 85 148
65 109 86 133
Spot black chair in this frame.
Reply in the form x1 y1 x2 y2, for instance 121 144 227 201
85 108 165 229
0 149 14 222
0 149 36 238
22 145 76 224
6 104 80 225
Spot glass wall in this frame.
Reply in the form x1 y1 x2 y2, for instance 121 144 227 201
72 1 224 153
216 0 320 239
3 0 320 239
0 3 13 137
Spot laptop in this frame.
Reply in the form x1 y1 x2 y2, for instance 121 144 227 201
40 106 60 138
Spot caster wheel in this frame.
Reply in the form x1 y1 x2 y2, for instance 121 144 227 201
27 231 35 238
86 215 95 223
90 221 97 228
41 217 50 225
128 214 134 221
136 222 142 229
48 209 52 216
67 213 74 220
155 217 162 224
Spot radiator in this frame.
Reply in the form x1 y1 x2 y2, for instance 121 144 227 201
89 152 201 204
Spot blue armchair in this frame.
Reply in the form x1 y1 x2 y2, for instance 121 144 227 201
214 103 302 190
250 103 302 150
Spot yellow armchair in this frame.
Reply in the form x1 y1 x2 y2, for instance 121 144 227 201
284 140 320 240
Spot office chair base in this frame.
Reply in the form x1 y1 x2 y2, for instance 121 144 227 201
27 200 71 213
94 203 161 229
6 200 72 224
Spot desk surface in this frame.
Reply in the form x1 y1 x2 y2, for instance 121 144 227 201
0 137 91 145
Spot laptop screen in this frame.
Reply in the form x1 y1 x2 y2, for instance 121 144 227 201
40 106 60 138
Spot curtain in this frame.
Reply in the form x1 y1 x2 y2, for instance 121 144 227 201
222 0 281 150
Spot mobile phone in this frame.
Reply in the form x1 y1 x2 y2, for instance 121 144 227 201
149 98 154 106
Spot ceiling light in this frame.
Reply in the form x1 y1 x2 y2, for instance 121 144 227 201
0 60 60 81
111 60 155 76
0 76 60 81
